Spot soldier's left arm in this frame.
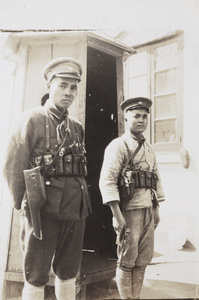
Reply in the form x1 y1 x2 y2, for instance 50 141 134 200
3 111 40 209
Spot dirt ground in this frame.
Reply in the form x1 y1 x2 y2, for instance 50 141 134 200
84 262 199 300
85 237 199 300
7 260 199 300
5 236 199 300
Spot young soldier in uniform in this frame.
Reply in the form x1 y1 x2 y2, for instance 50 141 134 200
99 97 165 299
3 57 91 300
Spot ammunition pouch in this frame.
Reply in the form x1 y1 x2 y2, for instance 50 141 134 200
119 170 135 201
32 152 87 177
33 112 88 177
119 169 158 201
119 137 158 202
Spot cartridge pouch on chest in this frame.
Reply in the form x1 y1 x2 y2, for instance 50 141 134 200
119 137 158 201
119 167 158 201
33 112 88 177
32 144 87 177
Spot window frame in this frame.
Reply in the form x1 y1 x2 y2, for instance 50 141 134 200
125 32 184 152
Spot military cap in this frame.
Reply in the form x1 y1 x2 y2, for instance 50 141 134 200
43 57 82 82
120 97 152 113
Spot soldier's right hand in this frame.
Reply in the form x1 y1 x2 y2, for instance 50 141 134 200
108 201 126 239
112 214 126 239
21 199 28 210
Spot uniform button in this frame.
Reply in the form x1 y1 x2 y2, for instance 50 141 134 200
46 181 50 185
81 186 84 189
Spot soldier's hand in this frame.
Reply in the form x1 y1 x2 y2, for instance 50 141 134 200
153 206 160 229
112 214 126 239
21 199 28 210
108 201 126 239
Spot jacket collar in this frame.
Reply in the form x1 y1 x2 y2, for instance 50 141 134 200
44 99 68 120
124 132 146 144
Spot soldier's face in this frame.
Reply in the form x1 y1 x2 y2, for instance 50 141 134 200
125 108 148 137
48 77 78 112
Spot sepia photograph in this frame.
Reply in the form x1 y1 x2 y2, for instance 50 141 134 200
0 0 199 299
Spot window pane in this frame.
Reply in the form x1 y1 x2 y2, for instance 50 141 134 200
155 68 176 94
128 75 148 98
129 51 147 77
154 43 177 70
155 119 177 143
155 94 177 119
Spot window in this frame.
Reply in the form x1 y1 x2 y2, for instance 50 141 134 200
124 33 183 152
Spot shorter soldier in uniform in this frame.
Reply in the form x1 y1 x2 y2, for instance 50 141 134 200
4 57 91 300
99 97 165 299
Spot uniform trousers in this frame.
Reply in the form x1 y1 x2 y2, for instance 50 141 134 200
20 210 85 287
116 207 154 299
120 206 154 271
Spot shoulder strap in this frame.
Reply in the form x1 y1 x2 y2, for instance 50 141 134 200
122 137 143 168
42 110 70 174
45 111 50 152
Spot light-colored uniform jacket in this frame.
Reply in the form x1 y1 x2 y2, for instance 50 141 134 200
99 133 165 210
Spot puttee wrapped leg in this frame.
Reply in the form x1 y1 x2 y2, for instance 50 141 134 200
116 267 132 299
22 281 44 300
131 266 146 299
55 276 76 300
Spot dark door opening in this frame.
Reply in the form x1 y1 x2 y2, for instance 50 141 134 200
83 47 118 258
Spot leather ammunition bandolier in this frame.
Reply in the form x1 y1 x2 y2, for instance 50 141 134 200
119 137 158 201
32 112 87 177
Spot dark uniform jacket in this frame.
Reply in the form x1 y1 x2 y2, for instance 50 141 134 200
4 100 91 221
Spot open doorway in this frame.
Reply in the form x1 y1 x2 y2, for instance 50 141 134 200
83 47 118 258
